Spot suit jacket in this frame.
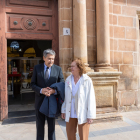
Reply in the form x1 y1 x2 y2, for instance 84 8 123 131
31 63 64 110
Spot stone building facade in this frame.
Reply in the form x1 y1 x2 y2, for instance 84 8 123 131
59 0 140 112
0 0 140 120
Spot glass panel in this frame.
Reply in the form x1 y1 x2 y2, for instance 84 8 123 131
7 58 41 105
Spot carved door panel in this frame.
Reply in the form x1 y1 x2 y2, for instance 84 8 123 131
5 0 59 64
7 0 50 7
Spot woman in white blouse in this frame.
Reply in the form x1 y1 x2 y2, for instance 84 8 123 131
61 58 96 140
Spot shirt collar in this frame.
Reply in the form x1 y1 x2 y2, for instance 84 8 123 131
71 75 82 83
44 63 51 70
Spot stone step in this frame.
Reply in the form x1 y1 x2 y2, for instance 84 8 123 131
8 110 35 118
2 110 36 125
95 107 123 123
96 107 118 114
2 107 122 125
2 115 36 125
94 112 123 123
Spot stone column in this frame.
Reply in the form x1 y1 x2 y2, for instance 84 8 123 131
73 0 92 71
0 0 8 120
95 0 114 71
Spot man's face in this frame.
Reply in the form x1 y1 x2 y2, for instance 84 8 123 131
43 54 55 67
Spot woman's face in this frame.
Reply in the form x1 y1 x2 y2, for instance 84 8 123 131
70 61 80 76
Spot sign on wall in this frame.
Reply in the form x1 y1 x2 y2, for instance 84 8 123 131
63 28 70 35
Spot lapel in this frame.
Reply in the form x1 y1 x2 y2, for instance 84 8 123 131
41 63 45 79
78 76 84 96
78 74 89 96
66 74 72 91
40 63 47 85
50 64 55 78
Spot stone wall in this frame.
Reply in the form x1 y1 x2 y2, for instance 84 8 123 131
58 0 97 77
59 0 140 111
109 0 140 111
58 0 73 78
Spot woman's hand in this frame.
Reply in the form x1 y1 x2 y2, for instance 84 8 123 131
61 113 65 119
87 118 93 124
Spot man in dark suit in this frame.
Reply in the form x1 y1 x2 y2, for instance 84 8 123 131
31 49 64 140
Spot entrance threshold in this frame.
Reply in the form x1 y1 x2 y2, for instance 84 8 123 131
8 104 34 112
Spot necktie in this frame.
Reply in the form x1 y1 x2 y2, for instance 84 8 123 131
45 67 49 82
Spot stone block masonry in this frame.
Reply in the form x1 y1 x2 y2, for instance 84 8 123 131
109 0 140 110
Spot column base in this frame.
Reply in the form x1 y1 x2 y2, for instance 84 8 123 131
94 63 118 72
84 63 94 72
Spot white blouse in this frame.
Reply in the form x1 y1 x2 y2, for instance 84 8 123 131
70 75 82 118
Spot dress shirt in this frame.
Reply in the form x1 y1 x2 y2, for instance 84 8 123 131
70 75 82 118
40 63 57 95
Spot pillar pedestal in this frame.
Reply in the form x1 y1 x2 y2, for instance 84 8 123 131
94 64 118 72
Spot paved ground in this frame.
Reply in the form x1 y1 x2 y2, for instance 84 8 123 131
0 110 140 140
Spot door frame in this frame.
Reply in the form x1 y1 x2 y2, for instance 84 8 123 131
0 0 59 120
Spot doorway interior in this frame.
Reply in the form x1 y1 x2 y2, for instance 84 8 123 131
7 39 52 111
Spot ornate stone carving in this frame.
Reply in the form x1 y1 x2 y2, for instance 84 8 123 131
8 15 51 32
23 19 37 30
37 18 50 31
9 17 23 30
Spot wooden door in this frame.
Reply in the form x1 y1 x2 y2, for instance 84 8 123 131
6 0 59 64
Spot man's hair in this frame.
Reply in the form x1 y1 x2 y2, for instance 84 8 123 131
43 49 56 58
73 58 86 76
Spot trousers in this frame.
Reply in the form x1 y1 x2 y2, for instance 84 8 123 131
36 110 55 140
66 118 90 140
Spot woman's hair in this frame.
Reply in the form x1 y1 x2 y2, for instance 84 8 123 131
73 58 86 76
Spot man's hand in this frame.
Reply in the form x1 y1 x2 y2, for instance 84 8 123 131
46 87 55 96
87 119 93 124
42 88 50 96
61 113 65 119
42 87 55 97
42 88 49 95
